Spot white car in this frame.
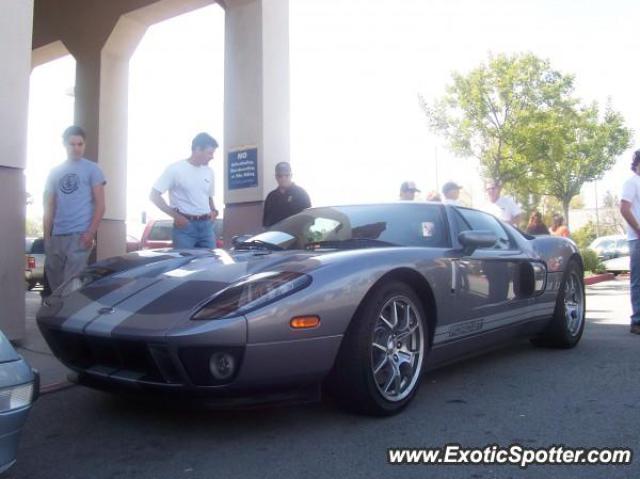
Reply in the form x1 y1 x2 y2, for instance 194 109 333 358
588 234 628 260
603 255 630 275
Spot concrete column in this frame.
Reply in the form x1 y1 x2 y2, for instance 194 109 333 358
98 17 147 260
223 0 290 239
62 17 147 260
0 0 33 341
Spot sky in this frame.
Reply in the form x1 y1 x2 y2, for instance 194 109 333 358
26 0 640 231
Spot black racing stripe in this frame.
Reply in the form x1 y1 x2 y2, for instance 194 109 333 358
92 253 183 274
80 277 136 301
133 280 229 315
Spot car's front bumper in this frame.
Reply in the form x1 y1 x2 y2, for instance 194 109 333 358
0 369 39 474
39 323 342 401
0 405 33 474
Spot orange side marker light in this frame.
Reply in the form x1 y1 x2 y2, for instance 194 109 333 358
290 316 320 329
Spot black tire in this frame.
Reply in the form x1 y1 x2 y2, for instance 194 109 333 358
325 280 429 416
532 259 585 348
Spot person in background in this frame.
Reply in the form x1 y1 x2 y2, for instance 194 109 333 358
399 181 420 201
619 149 640 335
525 210 550 235
43 125 106 294
484 180 522 227
442 181 462 206
262 162 311 227
150 132 219 248
549 214 570 237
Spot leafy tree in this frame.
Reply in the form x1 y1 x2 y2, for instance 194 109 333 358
421 53 632 226
420 53 574 186
26 217 43 237
518 102 631 226
570 195 585 209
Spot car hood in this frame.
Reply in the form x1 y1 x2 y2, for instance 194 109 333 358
37 248 330 337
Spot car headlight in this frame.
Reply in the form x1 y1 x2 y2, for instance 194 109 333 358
192 271 312 320
0 382 34 412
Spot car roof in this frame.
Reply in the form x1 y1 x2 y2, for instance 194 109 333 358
591 234 626 242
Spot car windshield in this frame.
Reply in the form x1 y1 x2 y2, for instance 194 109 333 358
246 204 449 250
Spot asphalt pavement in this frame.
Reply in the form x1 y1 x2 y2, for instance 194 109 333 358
9 279 640 479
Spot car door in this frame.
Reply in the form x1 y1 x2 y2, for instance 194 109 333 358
448 208 534 339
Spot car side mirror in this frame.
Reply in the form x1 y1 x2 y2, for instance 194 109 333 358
458 230 498 256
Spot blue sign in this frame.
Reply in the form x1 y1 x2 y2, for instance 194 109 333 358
228 148 258 190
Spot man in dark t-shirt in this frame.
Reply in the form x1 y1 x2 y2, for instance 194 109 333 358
262 162 311 227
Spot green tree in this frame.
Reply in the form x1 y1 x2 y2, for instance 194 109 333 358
420 53 574 186
421 53 632 227
26 217 42 237
570 195 585 209
518 102 631 226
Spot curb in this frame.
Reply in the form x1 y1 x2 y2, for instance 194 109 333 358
584 273 616 285
40 380 75 395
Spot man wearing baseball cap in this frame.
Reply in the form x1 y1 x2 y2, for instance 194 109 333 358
442 181 462 206
262 162 311 227
399 181 420 201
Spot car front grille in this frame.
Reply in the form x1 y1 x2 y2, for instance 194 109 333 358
42 328 174 384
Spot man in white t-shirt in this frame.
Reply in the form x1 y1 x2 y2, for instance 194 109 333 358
620 150 640 335
150 132 219 249
483 180 522 227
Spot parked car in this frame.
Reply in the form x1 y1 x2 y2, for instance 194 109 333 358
24 237 45 290
588 234 629 260
126 234 141 253
603 255 630 275
0 330 39 473
140 218 224 249
37 203 584 416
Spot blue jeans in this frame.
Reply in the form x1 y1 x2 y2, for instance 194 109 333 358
630 239 640 325
172 219 216 249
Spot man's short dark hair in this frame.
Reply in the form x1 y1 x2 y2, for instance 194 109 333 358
62 125 86 143
191 132 218 151
632 150 640 172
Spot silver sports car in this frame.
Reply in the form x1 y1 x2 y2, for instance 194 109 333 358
37 203 585 415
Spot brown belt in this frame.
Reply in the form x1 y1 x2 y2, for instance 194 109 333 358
177 211 211 221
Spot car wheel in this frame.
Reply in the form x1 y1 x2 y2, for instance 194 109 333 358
326 281 428 416
532 259 585 348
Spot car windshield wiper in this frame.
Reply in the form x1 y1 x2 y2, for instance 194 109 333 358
305 238 396 250
234 239 284 251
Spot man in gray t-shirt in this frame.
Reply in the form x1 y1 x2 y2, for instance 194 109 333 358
43 126 106 294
